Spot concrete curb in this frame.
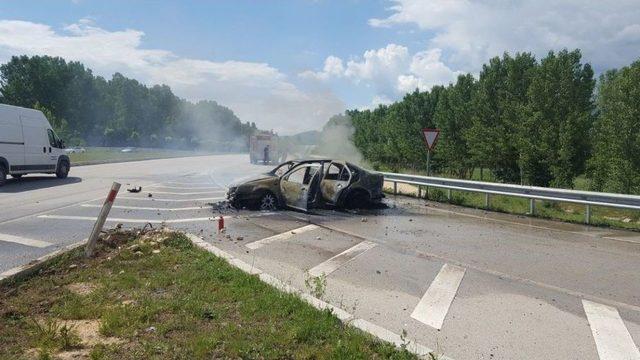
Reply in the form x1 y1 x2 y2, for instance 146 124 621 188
0 240 86 283
184 232 453 360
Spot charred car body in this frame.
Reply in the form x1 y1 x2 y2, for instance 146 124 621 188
227 160 383 211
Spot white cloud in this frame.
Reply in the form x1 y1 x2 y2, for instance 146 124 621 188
300 44 460 100
299 55 344 80
0 19 343 134
369 0 640 71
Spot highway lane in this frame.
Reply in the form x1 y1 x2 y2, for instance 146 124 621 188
0 154 265 271
1 154 639 359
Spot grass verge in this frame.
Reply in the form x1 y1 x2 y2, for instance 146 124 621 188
69 147 205 165
0 229 417 359
385 182 640 232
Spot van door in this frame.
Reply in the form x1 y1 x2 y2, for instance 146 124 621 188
0 112 25 171
20 116 53 172
320 162 352 204
280 164 320 211
47 128 65 165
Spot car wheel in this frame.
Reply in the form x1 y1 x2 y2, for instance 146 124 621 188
56 161 69 179
0 166 6 186
258 192 278 211
11 174 23 179
345 190 370 209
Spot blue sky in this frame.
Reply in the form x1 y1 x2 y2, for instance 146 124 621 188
1 1 639 133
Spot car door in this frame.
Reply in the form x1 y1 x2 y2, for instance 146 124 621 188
280 164 320 211
320 162 352 204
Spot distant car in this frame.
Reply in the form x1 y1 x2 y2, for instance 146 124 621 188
227 159 384 211
65 147 86 154
121 147 135 153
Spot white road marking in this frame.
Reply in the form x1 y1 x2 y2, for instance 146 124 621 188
143 190 226 195
37 214 215 224
81 204 204 211
245 224 319 250
116 196 225 202
410 263 466 330
149 185 224 190
308 241 376 277
0 233 52 248
583 300 640 360
166 181 219 186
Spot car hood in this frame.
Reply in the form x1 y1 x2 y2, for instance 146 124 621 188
229 173 277 187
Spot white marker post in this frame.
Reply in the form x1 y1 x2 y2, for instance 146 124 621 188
85 182 121 257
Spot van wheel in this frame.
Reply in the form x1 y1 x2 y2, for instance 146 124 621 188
0 166 6 186
11 174 22 179
56 161 69 179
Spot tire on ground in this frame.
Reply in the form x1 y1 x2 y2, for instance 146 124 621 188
56 159 70 179
344 189 370 209
0 165 6 186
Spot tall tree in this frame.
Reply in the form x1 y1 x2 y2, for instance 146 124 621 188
521 49 595 187
0 55 254 149
434 74 477 178
466 53 537 182
588 61 640 193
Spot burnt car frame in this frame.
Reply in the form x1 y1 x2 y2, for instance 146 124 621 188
227 159 383 211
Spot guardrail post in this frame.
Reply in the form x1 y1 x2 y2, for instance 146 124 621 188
529 198 536 215
85 182 121 257
484 194 490 208
393 181 397 196
585 204 591 224
447 189 451 202
417 186 422 199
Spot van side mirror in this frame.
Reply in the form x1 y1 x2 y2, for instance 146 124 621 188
58 140 65 149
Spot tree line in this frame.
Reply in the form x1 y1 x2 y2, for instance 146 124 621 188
0 55 257 151
346 49 640 194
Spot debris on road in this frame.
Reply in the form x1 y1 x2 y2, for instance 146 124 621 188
147 193 153 197
126 186 142 193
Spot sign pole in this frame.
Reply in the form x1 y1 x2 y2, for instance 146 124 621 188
421 128 440 188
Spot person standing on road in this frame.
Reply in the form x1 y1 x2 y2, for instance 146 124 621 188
263 145 270 165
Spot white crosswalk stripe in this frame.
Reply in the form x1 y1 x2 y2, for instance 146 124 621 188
143 190 226 195
308 241 376 277
410 263 466 330
81 204 204 211
245 225 319 250
583 300 640 360
149 185 224 190
116 196 225 202
38 215 215 224
0 233 52 248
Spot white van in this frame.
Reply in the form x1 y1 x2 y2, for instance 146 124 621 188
0 104 70 186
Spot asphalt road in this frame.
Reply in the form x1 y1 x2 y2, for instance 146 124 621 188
1 153 638 360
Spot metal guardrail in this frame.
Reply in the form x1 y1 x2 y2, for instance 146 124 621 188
382 172 640 224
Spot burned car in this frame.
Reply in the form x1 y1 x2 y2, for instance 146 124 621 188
227 160 383 211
